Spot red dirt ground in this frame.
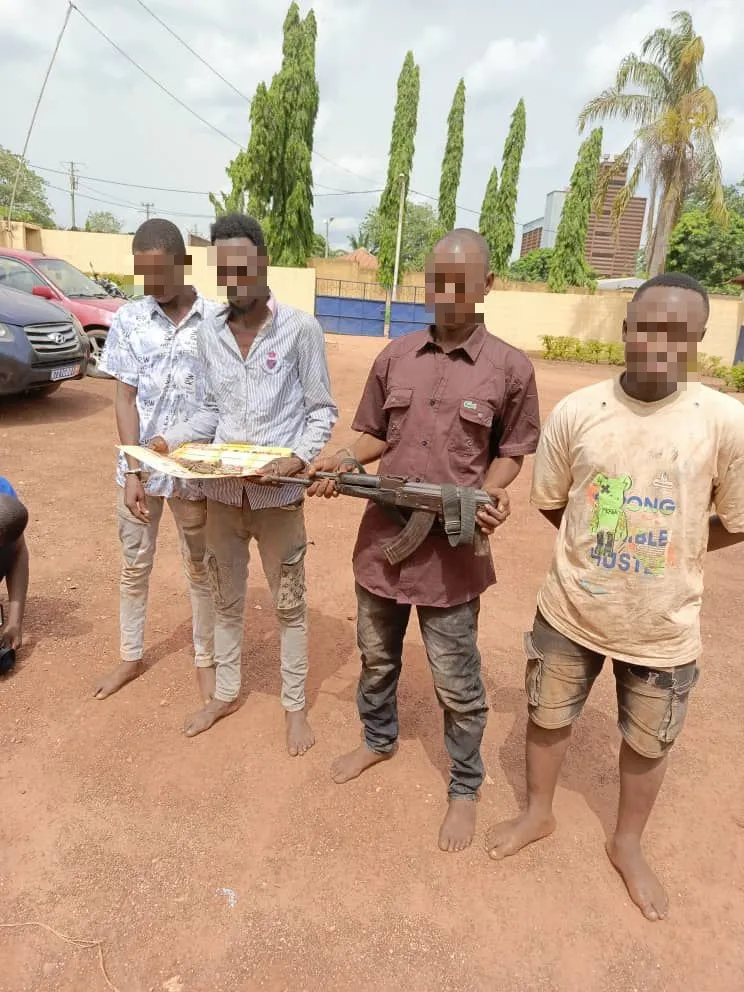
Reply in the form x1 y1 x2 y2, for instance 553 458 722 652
1 340 743 992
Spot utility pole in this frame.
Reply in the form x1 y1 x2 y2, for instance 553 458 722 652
62 161 82 229
141 202 155 220
324 217 334 258
391 173 407 303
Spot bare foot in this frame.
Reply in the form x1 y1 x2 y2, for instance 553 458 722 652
606 835 669 922
439 800 477 853
485 809 556 861
184 698 240 738
93 660 145 700
286 709 315 756
196 666 216 704
331 743 397 784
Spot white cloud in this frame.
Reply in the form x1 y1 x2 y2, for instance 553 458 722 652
717 110 744 181
465 34 548 94
415 25 450 62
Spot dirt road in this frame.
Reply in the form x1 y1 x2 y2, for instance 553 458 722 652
1 341 743 991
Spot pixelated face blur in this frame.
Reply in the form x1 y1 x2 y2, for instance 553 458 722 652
425 241 492 328
210 237 268 304
623 286 706 387
132 249 185 304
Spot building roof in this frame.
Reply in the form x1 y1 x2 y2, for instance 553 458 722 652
339 247 379 269
730 273 744 285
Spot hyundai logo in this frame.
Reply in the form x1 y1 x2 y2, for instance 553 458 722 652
49 332 65 345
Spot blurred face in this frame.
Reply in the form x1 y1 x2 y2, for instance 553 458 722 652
425 242 493 329
623 286 706 389
210 237 268 307
132 249 186 304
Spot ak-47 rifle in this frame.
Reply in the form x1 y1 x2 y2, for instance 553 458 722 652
272 467 498 564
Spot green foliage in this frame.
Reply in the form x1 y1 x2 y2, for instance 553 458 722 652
667 208 744 294
0 147 55 228
84 210 122 234
209 3 318 266
540 335 625 365
548 128 603 292
724 364 744 392
357 202 442 271
478 167 499 267
578 11 726 276
490 99 527 275
438 79 466 232
509 248 554 282
377 51 421 288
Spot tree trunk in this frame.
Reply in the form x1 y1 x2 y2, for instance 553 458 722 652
647 193 678 276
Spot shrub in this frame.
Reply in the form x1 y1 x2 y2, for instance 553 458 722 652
540 335 625 366
723 364 744 392
604 342 625 365
697 353 724 378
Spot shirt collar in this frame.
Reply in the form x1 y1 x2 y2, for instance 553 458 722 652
148 288 204 324
417 323 487 362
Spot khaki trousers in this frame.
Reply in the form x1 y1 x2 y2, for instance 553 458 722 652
205 498 308 710
117 489 215 666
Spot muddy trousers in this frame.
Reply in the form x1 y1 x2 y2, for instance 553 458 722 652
117 489 215 666
355 583 489 800
205 498 308 710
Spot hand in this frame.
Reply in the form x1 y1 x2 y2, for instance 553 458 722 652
255 455 305 486
124 474 150 523
0 621 22 651
477 487 510 535
306 452 357 498
148 436 169 454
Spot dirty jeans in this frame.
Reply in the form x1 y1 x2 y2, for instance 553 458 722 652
205 498 308 710
355 583 488 800
117 489 215 666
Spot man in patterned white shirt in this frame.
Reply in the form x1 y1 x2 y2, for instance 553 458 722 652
93 219 218 707
151 213 338 753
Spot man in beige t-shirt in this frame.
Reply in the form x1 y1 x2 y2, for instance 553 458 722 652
485 273 744 923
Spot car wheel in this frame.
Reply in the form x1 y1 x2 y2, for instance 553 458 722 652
86 328 111 378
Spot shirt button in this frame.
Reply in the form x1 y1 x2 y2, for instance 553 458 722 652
429 398 436 406
421 440 428 447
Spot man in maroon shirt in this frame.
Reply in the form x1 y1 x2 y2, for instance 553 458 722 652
309 229 541 852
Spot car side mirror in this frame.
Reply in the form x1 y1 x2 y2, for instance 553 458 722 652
32 285 55 300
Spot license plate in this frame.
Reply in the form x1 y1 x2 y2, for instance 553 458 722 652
50 364 80 382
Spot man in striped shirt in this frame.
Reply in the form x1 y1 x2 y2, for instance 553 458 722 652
152 214 338 753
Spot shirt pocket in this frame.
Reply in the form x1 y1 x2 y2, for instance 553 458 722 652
447 398 494 463
383 387 414 446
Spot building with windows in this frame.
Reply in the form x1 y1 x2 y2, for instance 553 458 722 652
519 158 646 278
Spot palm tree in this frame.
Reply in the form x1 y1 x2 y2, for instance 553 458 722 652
578 10 727 276
347 231 371 251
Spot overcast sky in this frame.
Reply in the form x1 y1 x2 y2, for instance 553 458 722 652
3 0 744 250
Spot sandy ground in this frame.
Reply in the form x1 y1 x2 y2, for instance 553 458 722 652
0 339 743 992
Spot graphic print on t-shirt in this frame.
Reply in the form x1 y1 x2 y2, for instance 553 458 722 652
586 471 676 580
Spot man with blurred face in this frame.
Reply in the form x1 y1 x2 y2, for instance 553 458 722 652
485 273 744 922
151 213 337 750
308 229 541 852
93 219 218 704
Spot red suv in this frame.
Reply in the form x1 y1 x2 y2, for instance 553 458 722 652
0 248 126 377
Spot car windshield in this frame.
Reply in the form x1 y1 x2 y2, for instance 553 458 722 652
34 258 109 299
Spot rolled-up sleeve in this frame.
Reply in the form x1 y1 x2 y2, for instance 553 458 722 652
98 310 137 386
292 317 339 465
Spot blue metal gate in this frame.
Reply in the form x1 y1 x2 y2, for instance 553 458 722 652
315 279 385 337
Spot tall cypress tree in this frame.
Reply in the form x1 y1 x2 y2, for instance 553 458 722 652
548 127 603 292
490 99 527 275
438 79 466 233
377 51 421 289
479 166 499 267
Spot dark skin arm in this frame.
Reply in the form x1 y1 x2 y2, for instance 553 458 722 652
115 381 149 523
707 515 744 552
539 507 566 529
477 455 524 534
0 536 29 650
306 433 388 497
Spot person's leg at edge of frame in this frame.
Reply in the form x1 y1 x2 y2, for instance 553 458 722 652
605 659 698 923
253 503 312 756
93 490 165 699
183 498 247 737
331 583 410 784
418 598 489 853
485 612 602 861
167 496 216 704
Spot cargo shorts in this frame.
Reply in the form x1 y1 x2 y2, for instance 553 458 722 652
524 611 699 760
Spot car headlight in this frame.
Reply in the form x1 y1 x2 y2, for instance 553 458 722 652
0 322 13 341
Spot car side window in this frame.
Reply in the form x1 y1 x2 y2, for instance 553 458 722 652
0 258 45 294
